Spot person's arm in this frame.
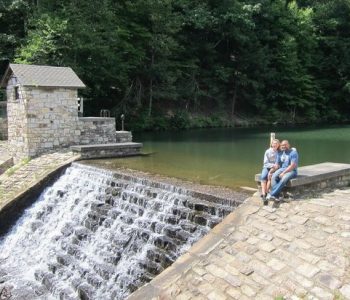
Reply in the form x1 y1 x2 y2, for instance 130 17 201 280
279 151 298 177
263 149 274 168
268 164 279 180
268 153 281 179
278 162 297 177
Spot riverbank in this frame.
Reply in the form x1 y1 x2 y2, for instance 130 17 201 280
127 110 350 132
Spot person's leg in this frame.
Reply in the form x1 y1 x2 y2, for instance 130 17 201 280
271 168 284 188
266 179 271 193
260 168 269 196
270 170 297 198
261 180 267 196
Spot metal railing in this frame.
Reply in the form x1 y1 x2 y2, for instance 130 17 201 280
100 109 110 117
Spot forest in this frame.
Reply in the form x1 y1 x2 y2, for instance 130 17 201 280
0 0 349 130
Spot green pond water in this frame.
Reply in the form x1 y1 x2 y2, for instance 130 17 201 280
86 125 350 189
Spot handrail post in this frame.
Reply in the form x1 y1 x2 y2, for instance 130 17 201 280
270 132 275 146
121 114 125 131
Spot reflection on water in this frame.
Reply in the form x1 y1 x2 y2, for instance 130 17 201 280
86 125 350 189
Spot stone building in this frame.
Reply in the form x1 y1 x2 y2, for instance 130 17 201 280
1 64 117 161
0 101 7 139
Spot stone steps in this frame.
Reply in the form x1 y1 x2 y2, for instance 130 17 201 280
34 174 230 298
70 142 143 159
255 162 350 197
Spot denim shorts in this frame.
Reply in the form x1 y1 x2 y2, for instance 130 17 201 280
260 167 271 181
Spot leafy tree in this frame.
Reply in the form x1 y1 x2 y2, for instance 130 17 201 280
311 0 350 121
2 0 350 126
0 0 31 100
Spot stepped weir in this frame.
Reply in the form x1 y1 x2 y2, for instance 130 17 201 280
0 163 242 299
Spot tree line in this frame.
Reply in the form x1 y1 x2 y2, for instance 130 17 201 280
0 0 349 130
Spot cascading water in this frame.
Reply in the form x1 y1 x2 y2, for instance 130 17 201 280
0 163 236 300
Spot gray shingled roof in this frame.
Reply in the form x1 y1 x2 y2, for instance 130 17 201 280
1 64 86 88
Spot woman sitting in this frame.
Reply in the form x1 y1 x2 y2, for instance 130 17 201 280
260 139 280 205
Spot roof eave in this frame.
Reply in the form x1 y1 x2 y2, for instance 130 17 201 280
0 65 12 88
23 84 86 89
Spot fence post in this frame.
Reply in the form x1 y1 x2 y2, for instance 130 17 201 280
270 132 275 146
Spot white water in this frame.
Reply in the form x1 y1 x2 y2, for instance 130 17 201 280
0 163 230 299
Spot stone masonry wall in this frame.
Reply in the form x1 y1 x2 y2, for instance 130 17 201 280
0 118 7 140
25 87 80 158
74 143 142 159
6 77 118 161
115 131 132 143
0 102 7 140
7 76 81 161
78 117 116 144
7 75 29 160
24 87 80 157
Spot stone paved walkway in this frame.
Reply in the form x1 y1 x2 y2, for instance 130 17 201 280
0 150 79 210
0 140 10 164
129 190 350 300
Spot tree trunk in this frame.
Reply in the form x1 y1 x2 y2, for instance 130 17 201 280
231 78 238 120
291 105 296 122
136 77 142 108
148 52 155 117
148 79 153 117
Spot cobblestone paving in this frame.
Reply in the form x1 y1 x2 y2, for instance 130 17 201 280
129 190 350 300
0 140 10 164
0 150 79 209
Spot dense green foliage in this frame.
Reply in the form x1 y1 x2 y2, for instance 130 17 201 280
1 0 349 129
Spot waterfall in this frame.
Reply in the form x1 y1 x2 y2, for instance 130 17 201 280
0 163 235 300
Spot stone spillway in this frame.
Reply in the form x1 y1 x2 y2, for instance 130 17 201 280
0 163 240 299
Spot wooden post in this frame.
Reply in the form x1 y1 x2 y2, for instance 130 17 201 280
270 132 275 147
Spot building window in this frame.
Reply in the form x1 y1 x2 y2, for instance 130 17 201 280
14 86 20 100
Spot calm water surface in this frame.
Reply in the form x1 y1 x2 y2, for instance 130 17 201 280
87 126 350 189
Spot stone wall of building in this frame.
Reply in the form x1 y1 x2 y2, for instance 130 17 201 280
78 117 116 145
0 118 7 140
7 75 30 160
6 75 81 160
5 76 118 161
24 86 80 157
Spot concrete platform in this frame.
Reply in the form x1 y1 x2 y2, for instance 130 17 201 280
255 162 350 197
70 142 143 159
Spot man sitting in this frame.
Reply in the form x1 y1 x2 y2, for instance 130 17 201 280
266 140 298 201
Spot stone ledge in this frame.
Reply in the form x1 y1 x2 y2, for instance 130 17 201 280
255 162 350 197
71 142 142 151
78 117 115 122
255 162 350 187
109 169 244 208
70 142 143 159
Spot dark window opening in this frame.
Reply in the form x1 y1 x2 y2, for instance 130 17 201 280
15 86 19 100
